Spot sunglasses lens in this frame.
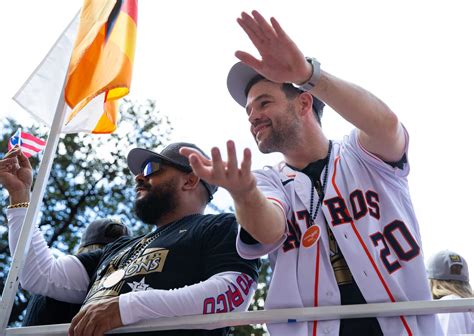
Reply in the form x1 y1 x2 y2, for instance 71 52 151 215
143 161 160 177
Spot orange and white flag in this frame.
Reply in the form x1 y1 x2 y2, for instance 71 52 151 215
14 0 137 134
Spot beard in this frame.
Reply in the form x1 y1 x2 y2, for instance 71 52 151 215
134 178 178 225
256 105 302 153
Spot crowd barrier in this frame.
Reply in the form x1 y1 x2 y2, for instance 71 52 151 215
4 298 474 335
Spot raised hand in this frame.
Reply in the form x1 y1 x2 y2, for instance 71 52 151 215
0 146 33 203
235 10 312 85
180 140 256 201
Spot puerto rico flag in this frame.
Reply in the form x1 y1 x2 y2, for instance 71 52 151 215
8 129 46 158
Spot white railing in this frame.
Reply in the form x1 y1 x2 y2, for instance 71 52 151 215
5 298 474 335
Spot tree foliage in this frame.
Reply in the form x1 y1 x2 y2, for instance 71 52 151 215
0 99 173 325
0 99 269 334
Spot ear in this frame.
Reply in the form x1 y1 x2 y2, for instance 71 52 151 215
297 92 314 117
182 172 201 192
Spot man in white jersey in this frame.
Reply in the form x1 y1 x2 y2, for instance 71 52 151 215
181 10 440 336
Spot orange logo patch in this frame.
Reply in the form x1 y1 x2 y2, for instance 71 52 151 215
302 226 321 248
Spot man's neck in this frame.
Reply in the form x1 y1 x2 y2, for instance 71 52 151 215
154 207 203 228
283 131 329 170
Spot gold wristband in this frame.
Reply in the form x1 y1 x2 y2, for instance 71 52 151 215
7 202 30 209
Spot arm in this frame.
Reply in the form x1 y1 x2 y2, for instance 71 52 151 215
236 10 405 162
121 271 257 324
310 71 405 162
234 181 286 245
7 210 90 304
180 141 286 245
69 271 257 335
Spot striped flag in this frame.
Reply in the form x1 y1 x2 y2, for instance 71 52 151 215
8 129 46 158
14 0 137 134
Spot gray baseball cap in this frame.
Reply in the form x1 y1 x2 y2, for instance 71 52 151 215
127 142 218 201
226 61 324 120
427 250 469 282
80 218 130 248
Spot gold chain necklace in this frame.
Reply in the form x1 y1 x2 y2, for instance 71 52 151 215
102 223 175 288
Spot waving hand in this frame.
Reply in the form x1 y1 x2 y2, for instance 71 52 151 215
235 10 311 85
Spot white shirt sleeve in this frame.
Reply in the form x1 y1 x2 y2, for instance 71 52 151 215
236 166 289 259
352 126 410 177
7 208 90 303
119 271 257 327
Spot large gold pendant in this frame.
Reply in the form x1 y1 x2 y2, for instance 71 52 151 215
103 269 125 288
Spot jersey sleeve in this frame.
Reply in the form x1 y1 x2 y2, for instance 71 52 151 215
119 271 257 326
236 225 287 260
7 208 90 304
254 167 290 215
199 214 260 282
350 125 410 178
236 167 289 259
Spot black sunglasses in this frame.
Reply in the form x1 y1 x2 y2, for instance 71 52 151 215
142 161 163 177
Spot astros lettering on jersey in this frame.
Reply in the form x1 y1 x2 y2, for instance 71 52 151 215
237 129 441 336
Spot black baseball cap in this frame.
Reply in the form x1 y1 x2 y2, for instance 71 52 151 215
79 218 130 248
226 61 324 120
127 142 218 201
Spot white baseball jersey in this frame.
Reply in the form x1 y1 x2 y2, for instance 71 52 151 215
237 128 441 336
438 295 474 335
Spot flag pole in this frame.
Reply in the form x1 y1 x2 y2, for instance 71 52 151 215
0 79 69 335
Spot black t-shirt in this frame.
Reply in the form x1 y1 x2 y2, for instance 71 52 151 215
76 213 260 336
22 295 80 326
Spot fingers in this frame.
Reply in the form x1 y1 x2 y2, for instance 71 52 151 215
185 142 254 195
209 147 225 179
235 10 299 84
234 50 261 72
237 12 266 49
186 149 217 182
69 308 87 336
17 148 32 170
180 146 211 171
270 16 288 39
179 147 208 163
240 147 253 179
3 145 21 159
226 140 238 176
251 10 275 39
188 154 208 178
2 146 31 171
0 157 20 173
69 308 103 336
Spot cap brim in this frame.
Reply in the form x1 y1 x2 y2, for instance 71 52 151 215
227 62 260 108
127 148 189 175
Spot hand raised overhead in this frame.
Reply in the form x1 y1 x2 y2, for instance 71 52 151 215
180 140 256 201
235 10 312 85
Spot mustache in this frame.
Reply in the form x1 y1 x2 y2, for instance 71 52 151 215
135 181 151 191
251 119 271 128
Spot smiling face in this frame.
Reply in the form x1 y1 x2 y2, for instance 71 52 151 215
246 80 303 154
